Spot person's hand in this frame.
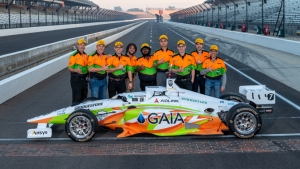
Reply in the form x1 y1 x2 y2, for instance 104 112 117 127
207 67 213 72
140 65 145 70
191 79 194 83
76 68 83 74
220 87 225 92
158 58 164 64
102 65 108 71
196 60 202 64
178 67 184 72
118 64 123 70
128 82 133 90
107 54 112 58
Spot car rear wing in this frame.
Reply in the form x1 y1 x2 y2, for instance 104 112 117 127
239 85 275 105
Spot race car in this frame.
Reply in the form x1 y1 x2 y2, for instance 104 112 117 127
27 78 275 142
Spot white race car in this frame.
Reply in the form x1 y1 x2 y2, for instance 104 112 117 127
27 78 275 142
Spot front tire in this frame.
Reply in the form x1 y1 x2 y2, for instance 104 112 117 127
65 109 98 142
226 103 262 138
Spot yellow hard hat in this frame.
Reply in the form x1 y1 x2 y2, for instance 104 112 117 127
114 41 123 47
159 34 168 40
97 40 106 46
210 45 218 51
141 43 150 49
77 38 86 45
195 38 204 44
177 40 186 46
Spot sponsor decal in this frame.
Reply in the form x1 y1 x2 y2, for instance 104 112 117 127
218 106 227 108
74 103 103 110
181 97 207 104
132 98 138 102
228 102 235 106
154 98 159 103
220 101 225 103
140 98 144 102
160 99 179 102
128 95 133 99
137 112 184 124
32 131 48 135
134 95 146 97
57 108 66 115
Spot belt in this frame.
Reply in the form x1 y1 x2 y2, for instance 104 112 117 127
72 76 86 80
91 76 105 80
206 76 222 80
109 77 125 81
176 78 190 82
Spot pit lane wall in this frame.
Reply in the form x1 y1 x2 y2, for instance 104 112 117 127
0 21 147 104
0 19 147 37
164 21 300 57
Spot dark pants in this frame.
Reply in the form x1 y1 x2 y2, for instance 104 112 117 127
70 76 88 104
108 78 126 98
140 81 157 91
192 74 206 94
175 79 193 91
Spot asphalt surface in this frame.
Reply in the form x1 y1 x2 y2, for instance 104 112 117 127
0 21 138 55
1 20 300 168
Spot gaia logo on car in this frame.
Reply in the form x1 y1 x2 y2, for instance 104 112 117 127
74 103 103 110
137 112 184 124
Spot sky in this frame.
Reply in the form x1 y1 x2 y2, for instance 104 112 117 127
93 0 205 11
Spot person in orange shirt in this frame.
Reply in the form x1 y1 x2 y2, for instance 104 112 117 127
201 45 227 98
170 40 196 90
106 41 133 98
190 38 210 94
125 43 137 92
68 38 89 104
153 34 175 87
88 40 108 100
135 43 157 91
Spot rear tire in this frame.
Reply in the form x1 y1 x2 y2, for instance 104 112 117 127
220 93 246 102
226 103 261 139
65 109 98 142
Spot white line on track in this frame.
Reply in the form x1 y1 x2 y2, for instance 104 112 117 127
162 24 300 111
1 133 300 142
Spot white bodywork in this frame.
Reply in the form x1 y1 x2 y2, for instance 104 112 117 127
27 78 275 139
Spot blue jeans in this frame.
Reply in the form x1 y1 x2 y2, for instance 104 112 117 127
205 78 221 98
89 78 107 99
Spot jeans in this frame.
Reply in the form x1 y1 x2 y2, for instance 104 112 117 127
205 78 221 98
89 78 107 99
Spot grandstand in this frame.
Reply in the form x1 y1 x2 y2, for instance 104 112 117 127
170 0 300 36
146 7 181 19
0 0 134 29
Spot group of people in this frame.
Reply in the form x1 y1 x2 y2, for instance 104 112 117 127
68 34 227 104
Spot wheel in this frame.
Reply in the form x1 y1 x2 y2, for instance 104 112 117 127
65 109 98 142
226 103 262 139
220 92 246 102
81 97 99 103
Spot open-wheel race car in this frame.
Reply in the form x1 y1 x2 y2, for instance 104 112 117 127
27 78 275 142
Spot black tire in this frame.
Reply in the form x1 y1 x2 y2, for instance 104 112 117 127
65 109 98 142
226 103 262 139
220 92 246 102
81 97 99 103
